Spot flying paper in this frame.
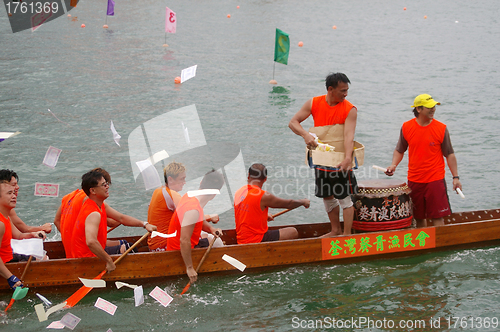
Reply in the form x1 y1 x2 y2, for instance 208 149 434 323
165 7 176 33
222 254 246 272
34 183 59 197
151 230 177 238
181 122 190 144
149 150 169 165
0 131 20 142
149 286 173 307
36 302 67 322
47 109 70 126
11 238 44 257
94 297 117 315
134 286 144 307
42 146 62 168
46 321 65 329
36 293 52 306
60 312 81 330
187 189 220 197
79 278 106 288
180 65 197 83
135 159 162 190
110 120 121 146
115 281 138 289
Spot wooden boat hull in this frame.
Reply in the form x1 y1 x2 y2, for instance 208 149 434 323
3 208 500 292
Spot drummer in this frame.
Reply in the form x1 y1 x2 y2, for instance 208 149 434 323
289 72 358 236
385 94 462 227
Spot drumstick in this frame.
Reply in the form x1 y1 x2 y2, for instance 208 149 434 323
456 188 465 199
372 165 388 172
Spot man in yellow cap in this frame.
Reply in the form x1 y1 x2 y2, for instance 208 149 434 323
385 94 462 227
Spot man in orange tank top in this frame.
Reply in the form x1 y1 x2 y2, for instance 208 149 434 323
385 94 462 227
166 169 224 284
234 163 309 244
289 73 358 236
0 169 52 235
0 181 46 289
71 169 156 272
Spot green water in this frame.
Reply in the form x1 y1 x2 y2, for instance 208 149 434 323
1 0 500 330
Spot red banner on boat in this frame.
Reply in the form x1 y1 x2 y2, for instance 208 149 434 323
321 228 436 260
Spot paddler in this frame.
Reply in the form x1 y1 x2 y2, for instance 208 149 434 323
234 163 309 244
54 168 133 258
70 169 156 272
166 169 224 284
0 169 52 236
289 72 358 236
0 180 46 289
147 162 220 252
384 94 463 227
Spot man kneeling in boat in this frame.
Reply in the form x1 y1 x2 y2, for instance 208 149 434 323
71 169 156 272
234 163 310 244
0 181 46 289
166 169 224 284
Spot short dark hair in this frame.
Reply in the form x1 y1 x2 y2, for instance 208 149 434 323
199 169 224 190
325 72 350 90
0 169 19 183
248 163 267 180
81 169 109 196
413 107 420 118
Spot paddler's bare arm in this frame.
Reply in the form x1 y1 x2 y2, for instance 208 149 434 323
104 203 157 232
338 107 357 171
85 212 115 272
179 210 198 284
289 99 317 147
386 150 405 176
10 209 51 234
260 192 310 212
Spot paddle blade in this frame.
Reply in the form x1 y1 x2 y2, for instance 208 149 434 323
64 270 106 308
179 282 191 295
4 298 15 312
13 286 29 300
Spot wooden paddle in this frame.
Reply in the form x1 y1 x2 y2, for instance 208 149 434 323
180 234 219 295
271 208 293 219
64 232 149 308
4 256 33 312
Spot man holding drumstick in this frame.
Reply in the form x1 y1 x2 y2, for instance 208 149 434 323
385 94 462 227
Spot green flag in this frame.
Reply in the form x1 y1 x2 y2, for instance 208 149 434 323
274 28 290 65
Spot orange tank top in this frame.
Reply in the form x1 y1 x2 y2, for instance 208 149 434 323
166 195 204 251
71 199 108 258
234 185 269 244
402 118 447 183
147 186 181 250
311 96 356 127
0 213 13 264
60 189 87 258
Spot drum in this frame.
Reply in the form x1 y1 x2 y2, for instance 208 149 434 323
353 179 412 231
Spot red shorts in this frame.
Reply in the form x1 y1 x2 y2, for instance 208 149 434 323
408 179 451 219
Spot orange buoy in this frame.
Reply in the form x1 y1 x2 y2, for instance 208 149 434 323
403 7 406 10
298 41 303 47
103 24 108 28
269 80 277 84
174 77 181 84
68 14 71 17
332 25 337 29
424 15 427 19
227 14 231 18
81 24 85 28
163 44 169 47
237 6 240 9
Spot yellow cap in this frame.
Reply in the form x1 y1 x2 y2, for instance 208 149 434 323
412 94 441 108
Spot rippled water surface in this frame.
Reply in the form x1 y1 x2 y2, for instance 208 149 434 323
1 0 500 330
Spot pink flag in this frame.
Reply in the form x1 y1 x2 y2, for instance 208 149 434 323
165 7 176 33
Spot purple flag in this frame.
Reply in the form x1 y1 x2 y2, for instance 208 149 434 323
107 0 115 16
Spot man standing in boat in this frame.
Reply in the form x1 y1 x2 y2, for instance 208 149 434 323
71 169 156 272
234 163 309 244
289 72 358 236
166 169 224 284
385 94 462 227
0 181 46 289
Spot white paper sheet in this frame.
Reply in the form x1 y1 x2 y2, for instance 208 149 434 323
187 189 220 197
94 297 117 315
135 159 162 190
149 286 173 307
151 231 177 239
115 281 138 289
222 254 246 272
181 122 190 144
180 64 197 83
110 120 121 146
11 238 44 257
79 278 106 288
42 146 62 168
134 285 144 307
